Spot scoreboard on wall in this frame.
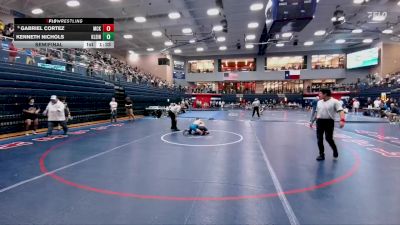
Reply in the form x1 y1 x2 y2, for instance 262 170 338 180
13 18 114 49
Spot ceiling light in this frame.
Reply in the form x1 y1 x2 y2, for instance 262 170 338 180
219 46 227 51
168 12 181 19
314 30 326 36
245 44 254 49
152 31 162 37
146 48 154 52
353 0 364 4
109 0 121 2
213 25 223 32
189 39 196 43
164 41 173 46
207 8 220 16
335 39 346 44
217 36 226 42
248 22 259 29
246 34 256 40
31 8 43 15
372 15 386 22
276 43 284 47
304 41 314 46
66 0 80 7
250 3 264 11
134 16 146 23
128 50 135 54
123 34 133 39
182 28 192 34
352 29 363 33
174 49 182 54
398 1 400 6
363 38 373 43
382 29 393 34
282 32 293 38
196 47 204 52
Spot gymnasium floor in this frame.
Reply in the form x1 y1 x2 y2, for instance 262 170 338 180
0 110 399 225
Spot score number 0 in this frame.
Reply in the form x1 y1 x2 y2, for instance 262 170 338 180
102 24 114 32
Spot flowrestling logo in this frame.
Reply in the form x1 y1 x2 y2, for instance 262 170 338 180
1 123 124 150
297 123 400 158
0 142 33 150
69 130 90 135
33 135 67 142
91 126 109 131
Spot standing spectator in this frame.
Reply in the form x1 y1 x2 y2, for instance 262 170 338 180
43 95 68 136
8 41 18 63
0 19 5 34
110 97 118 123
25 48 35 65
352 98 360 114
309 96 319 127
58 97 72 131
87 63 94 77
125 97 135 121
22 97 40 136
374 97 381 109
45 52 53 64
65 50 74 72
2 23 14 37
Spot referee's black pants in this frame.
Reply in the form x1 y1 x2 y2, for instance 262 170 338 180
316 119 338 157
252 106 260 117
168 111 178 130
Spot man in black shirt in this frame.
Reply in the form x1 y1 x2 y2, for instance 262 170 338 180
125 97 135 121
22 97 40 136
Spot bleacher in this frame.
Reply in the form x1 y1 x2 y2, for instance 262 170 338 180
0 62 114 134
111 80 186 111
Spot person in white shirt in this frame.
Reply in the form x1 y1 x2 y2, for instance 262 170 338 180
110 97 118 123
43 95 68 136
168 103 181 131
314 89 346 161
374 98 381 109
352 98 360 114
252 98 261 118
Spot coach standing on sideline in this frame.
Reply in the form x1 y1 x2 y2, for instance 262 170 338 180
313 89 345 161
43 95 68 137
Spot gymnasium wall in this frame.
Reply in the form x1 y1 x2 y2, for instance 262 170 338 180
381 43 400 75
184 48 370 82
125 53 173 83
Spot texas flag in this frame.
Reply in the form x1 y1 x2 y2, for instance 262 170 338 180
284 70 300 80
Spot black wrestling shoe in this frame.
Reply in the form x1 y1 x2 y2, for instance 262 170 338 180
316 155 325 161
333 151 339 160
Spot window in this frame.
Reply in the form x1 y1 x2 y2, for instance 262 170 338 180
312 54 345 69
260 80 304 94
218 82 256 94
218 58 256 72
174 61 184 70
188 60 214 73
265 56 306 71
